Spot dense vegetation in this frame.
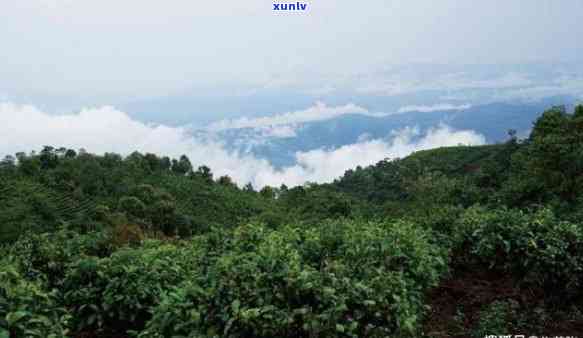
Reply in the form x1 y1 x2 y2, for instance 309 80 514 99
1 105 583 337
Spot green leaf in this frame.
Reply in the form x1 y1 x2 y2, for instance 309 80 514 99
189 310 201 323
231 299 241 314
6 311 28 325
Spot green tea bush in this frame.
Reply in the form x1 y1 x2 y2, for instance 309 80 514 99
9 228 113 288
456 207 583 296
404 205 464 245
471 300 516 338
62 241 202 332
140 220 448 338
0 258 70 337
297 220 447 292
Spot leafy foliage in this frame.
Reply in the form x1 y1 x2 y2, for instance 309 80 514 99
139 221 447 338
62 241 202 333
9 228 113 288
0 258 70 337
455 207 583 298
471 300 517 338
1 104 583 337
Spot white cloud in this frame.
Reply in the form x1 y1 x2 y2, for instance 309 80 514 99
0 102 274 186
3 1 583 105
0 102 485 189
256 124 485 187
492 75 583 101
439 73 533 90
205 102 472 139
357 133 373 142
356 73 534 96
397 103 471 113
206 102 368 131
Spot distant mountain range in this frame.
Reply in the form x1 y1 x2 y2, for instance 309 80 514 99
214 96 577 167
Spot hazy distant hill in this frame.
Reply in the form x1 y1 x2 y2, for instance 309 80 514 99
218 96 575 167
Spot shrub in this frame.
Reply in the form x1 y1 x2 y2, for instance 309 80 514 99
111 223 144 247
455 207 583 297
62 241 201 333
9 228 113 288
118 196 147 219
405 204 464 244
472 300 516 338
0 259 70 337
139 221 448 338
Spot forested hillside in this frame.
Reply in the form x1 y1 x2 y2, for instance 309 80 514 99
1 105 583 337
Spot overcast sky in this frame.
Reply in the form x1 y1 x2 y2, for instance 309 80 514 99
1 0 582 104
1 1 582 187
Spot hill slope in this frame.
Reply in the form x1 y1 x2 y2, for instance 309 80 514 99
1 104 583 337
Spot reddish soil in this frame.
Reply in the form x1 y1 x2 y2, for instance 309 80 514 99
424 266 583 337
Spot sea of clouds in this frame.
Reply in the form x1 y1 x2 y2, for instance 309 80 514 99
0 102 485 188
